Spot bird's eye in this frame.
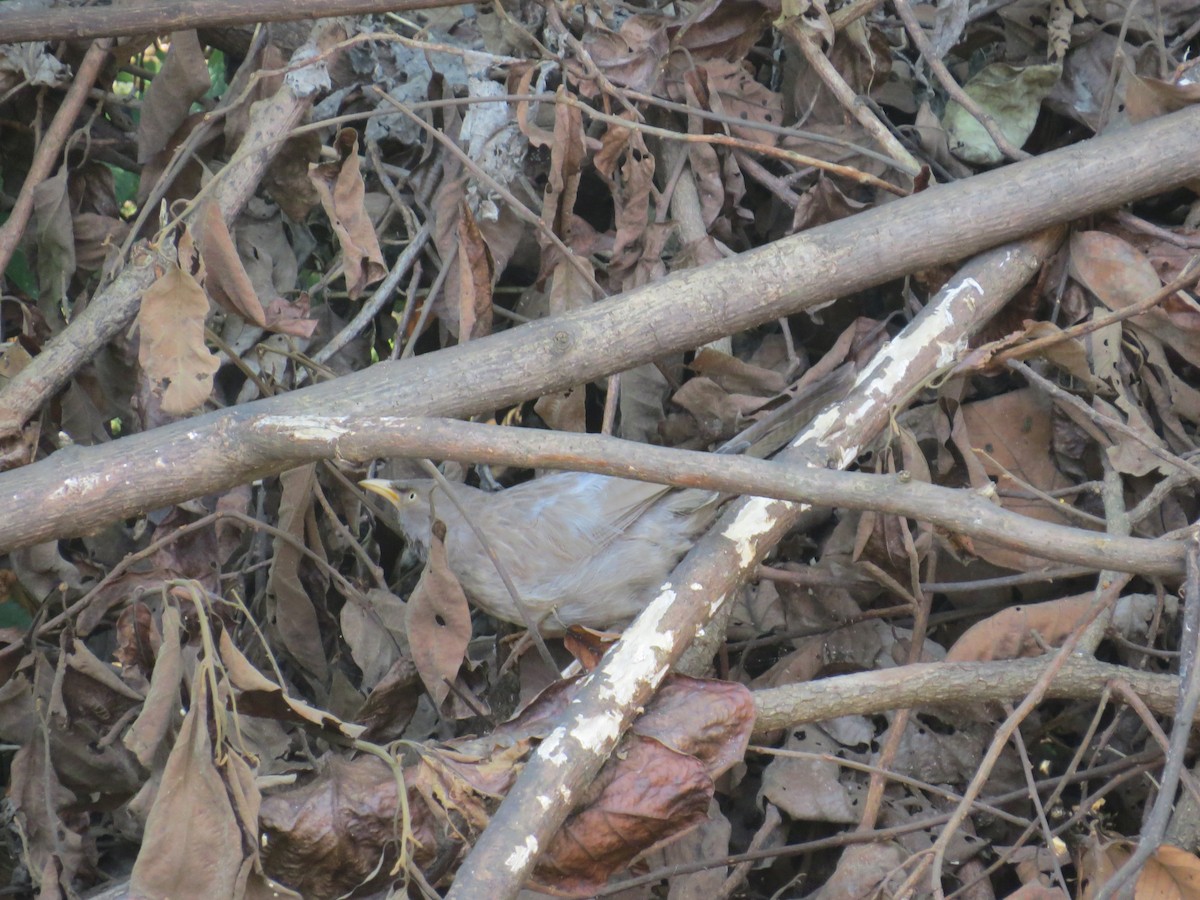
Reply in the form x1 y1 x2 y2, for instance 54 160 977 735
407 491 418 501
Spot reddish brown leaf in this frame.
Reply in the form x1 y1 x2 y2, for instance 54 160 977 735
406 521 472 706
456 201 494 341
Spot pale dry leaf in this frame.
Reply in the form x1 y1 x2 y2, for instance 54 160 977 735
128 674 244 898
137 261 220 415
31 165 75 329
760 725 859 824
340 589 406 690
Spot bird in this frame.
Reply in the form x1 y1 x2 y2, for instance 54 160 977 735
361 367 853 632
359 472 722 633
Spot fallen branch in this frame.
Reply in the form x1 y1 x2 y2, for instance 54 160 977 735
189 414 1189 577
0 0 465 43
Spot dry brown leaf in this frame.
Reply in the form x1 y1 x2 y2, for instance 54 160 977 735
760 723 861 823
1071 230 1200 368
355 656 422 743
194 201 268 326
71 212 128 273
575 16 668 94
406 520 472 707
946 593 1098 661
456 201 494 341
137 30 211 164
1140 844 1200 897
136 257 220 416
792 174 871 231
261 675 752 895
261 755 422 898
541 93 586 243
129 673 246 897
9 732 88 891
690 347 787 395
218 629 363 738
340 587 407 691
31 165 75 329
533 736 714 895
608 130 657 282
308 128 386 298
951 389 1075 571
670 375 751 442
818 843 908 899
534 383 587 433
123 605 183 767
266 465 328 678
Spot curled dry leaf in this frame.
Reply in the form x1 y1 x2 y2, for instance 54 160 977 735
219 626 364 739
947 592 1170 662
308 128 386 298
194 201 268 327
130 670 290 899
456 201 494 341
266 464 328 679
137 30 211 165
259 675 753 896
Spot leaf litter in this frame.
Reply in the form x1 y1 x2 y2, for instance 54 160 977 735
0 1 1199 897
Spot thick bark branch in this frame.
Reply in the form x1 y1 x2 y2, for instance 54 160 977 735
3 108 1200 551
0 0 463 44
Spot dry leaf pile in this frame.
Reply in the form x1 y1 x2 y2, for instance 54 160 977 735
1 0 1200 897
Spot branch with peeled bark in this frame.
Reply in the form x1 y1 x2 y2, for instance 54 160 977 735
442 230 1068 898
4 108 1200 550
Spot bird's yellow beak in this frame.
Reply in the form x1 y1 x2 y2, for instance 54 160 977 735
359 478 401 506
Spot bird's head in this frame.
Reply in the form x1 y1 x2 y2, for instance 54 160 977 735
359 479 438 556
